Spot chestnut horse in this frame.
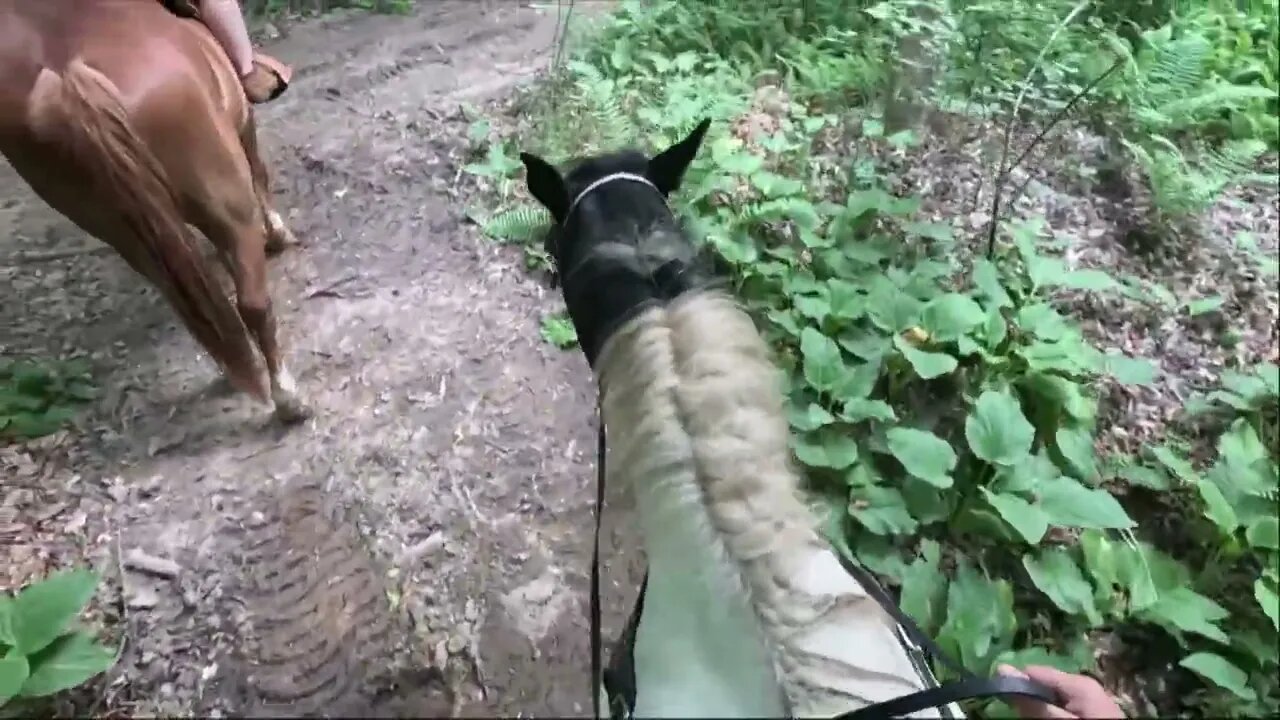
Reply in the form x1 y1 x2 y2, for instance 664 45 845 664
0 0 308 422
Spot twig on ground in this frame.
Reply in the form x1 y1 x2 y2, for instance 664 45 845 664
304 273 359 299
5 245 114 264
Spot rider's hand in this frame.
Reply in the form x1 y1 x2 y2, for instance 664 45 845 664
998 664 1125 719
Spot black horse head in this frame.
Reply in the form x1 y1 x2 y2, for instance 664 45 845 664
519 119 712 366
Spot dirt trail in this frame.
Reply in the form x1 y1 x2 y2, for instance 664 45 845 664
1 3 643 716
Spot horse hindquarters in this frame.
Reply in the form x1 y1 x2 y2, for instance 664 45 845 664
24 58 269 400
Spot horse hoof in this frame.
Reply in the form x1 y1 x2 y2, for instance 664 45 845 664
273 396 312 425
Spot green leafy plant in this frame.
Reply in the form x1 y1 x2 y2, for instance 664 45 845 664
0 359 96 440
0 569 116 709
478 0 1279 713
540 312 580 349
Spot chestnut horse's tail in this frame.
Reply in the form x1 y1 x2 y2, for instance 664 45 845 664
29 59 267 400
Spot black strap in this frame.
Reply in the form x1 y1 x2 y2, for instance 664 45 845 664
836 675 1059 720
832 551 967 679
589 418 607 720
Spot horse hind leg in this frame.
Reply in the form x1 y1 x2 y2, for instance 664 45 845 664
189 176 310 424
239 112 297 255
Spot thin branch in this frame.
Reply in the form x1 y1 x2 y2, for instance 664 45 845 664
987 0 1092 254
984 56 1125 256
997 58 1126 221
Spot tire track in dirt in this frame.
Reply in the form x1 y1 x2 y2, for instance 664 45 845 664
232 478 447 717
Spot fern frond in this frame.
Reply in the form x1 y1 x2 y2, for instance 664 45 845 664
483 205 552 243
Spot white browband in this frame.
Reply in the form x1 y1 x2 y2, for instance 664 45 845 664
565 172 663 219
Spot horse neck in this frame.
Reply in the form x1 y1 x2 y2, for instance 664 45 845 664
598 291 945 718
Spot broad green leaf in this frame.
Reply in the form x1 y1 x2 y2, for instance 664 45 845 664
841 398 897 423
1019 339 1097 375
995 647 1085 674
981 308 1008 350
1054 427 1097 481
1143 587 1230 644
10 568 99 656
893 336 958 380
0 596 14 647
981 489 1049 544
18 632 115 698
1023 550 1103 626
827 279 866 320
838 331 891 361
1254 362 1279 395
1114 540 1159 612
1117 463 1170 491
795 293 832 324
965 389 1034 467
834 359 882 401
899 540 946 634
937 561 1015 675
1255 579 1279 631
1196 389 1254 412
1218 420 1272 492
1079 530 1117 610
920 293 985 342
972 259 1013 309
1103 351 1157 386
1055 269 1119 292
1020 374 1095 423
1246 516 1279 549
800 327 844 393
0 655 29 703
767 309 803 338
867 277 922 333
792 429 860 470
1036 476 1135 530
886 427 956 488
1179 653 1256 701
852 534 911 582
848 486 918 535
1196 479 1238 535
788 402 835 432
992 451 1059 494
1150 445 1198 485
901 477 949 526
1016 303 1070 341
1185 296 1226 316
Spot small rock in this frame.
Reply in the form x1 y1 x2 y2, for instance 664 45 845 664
123 548 182 579
433 639 448 669
401 531 446 565
127 585 160 610
446 634 466 655
63 510 88 534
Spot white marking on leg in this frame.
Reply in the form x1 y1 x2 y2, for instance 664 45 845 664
267 209 287 235
272 364 298 397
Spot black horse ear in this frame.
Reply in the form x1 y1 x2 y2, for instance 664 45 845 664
646 118 711 196
520 152 569 223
